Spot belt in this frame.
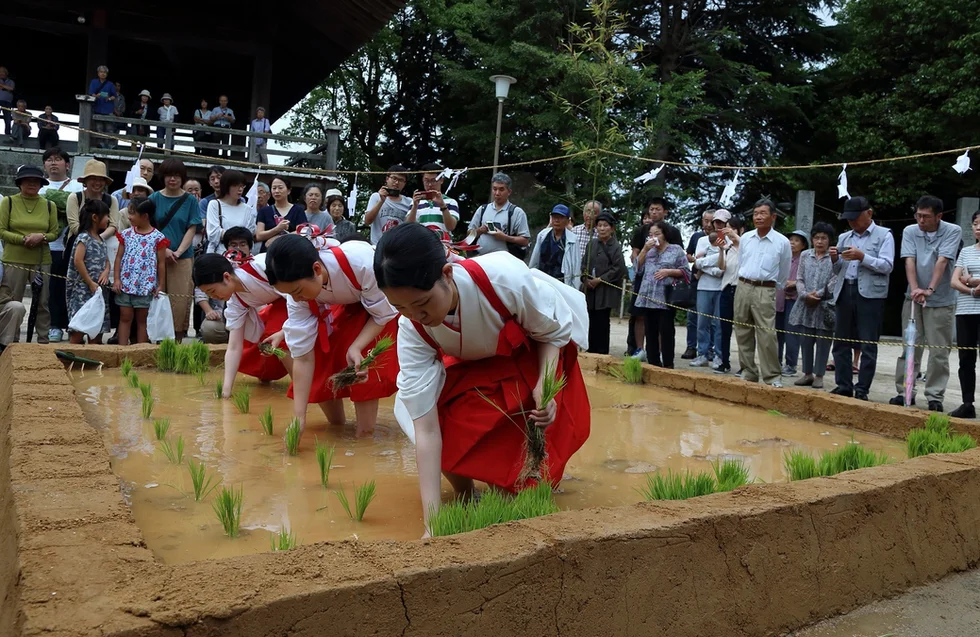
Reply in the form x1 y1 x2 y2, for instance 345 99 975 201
844 279 858 285
738 277 776 288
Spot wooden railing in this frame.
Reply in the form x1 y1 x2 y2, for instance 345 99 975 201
75 96 340 171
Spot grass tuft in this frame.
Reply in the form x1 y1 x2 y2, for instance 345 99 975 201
784 449 820 481
141 393 155 420
315 438 335 487
259 406 274 436
138 382 152 400
334 480 376 521
127 371 140 388
270 527 297 551
636 470 717 501
284 418 301 456
784 440 891 481
231 387 251 414
159 435 185 464
212 485 243 538
428 482 561 537
152 418 170 441
907 415 977 458
517 359 566 485
120 358 133 377
189 341 210 372
713 458 751 492
156 338 179 372
214 379 223 399
925 413 951 437
187 458 221 501
609 356 643 384
328 336 395 390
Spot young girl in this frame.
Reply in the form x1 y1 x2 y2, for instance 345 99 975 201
265 234 397 439
113 197 169 344
375 223 590 535
193 228 292 397
67 199 111 344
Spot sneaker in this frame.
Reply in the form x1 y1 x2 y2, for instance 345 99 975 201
771 380 784 388
928 401 944 413
889 395 915 407
711 356 723 369
812 377 824 390
689 355 710 367
681 347 697 360
855 392 869 401
830 387 853 398
781 365 797 377
794 374 814 387
48 328 64 343
630 349 647 363
950 404 976 419
713 364 731 374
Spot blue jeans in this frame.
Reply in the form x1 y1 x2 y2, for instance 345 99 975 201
686 310 697 349
776 298 800 368
696 289 722 358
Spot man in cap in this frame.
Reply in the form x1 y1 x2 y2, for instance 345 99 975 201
829 196 895 400
529 203 581 288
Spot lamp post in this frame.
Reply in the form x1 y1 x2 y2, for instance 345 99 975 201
489 75 517 174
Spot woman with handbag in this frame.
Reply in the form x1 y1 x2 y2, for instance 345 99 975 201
582 212 626 355
791 222 837 389
634 221 689 368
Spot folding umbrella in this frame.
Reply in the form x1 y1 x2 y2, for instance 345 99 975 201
904 298 917 407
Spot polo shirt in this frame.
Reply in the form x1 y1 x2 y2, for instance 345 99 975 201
901 220 961 307
415 196 460 234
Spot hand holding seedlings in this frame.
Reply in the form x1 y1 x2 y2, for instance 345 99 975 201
529 386 558 427
258 341 287 359
328 336 395 391
260 331 286 357
345 345 367 381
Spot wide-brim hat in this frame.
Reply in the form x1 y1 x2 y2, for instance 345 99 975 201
139 90 151 98
160 93 173 102
130 176 153 194
77 159 113 185
14 164 49 186
790 230 811 249
324 188 344 198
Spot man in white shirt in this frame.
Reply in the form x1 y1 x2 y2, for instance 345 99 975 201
406 162 459 236
734 199 792 386
365 165 412 244
467 172 530 257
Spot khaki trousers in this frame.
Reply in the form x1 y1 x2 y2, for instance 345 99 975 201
0 262 51 343
200 318 229 344
733 283 780 384
166 258 194 334
894 302 955 403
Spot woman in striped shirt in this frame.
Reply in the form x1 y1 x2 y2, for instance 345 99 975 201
949 210 980 419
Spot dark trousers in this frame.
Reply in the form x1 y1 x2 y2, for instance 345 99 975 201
0 100 11 134
956 314 980 404
719 284 736 366
776 298 800 368
48 249 68 330
37 128 59 150
626 272 641 353
588 308 612 355
644 307 675 368
832 283 884 395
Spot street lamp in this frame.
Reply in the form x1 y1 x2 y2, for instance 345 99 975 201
489 75 516 174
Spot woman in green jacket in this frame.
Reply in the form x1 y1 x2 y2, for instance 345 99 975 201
0 165 59 346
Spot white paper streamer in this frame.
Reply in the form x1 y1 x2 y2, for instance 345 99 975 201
437 167 454 182
244 174 259 211
837 164 851 200
633 163 665 185
446 168 467 195
347 173 359 219
719 170 741 207
124 145 145 194
953 150 972 174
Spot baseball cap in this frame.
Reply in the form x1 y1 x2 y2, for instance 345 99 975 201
551 204 570 217
842 197 870 220
712 208 732 223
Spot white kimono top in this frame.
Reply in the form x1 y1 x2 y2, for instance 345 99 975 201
223 253 285 343
396 252 588 424
282 240 398 358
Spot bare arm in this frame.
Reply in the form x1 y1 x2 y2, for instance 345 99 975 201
73 240 96 292
364 191 386 225
951 266 972 295
290 351 316 430
415 408 443 533
222 328 246 398
175 225 197 258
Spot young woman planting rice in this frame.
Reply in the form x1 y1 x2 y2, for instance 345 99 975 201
193 227 295 397
374 223 591 536
266 234 399 439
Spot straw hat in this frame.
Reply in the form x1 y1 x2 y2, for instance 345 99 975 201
130 176 153 194
77 159 113 185
160 93 173 103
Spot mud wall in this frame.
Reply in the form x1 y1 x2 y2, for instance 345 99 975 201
3 345 980 636
1 340 22 635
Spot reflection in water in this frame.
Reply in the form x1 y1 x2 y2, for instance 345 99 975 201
73 370 906 564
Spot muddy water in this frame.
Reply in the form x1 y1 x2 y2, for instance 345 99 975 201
73 370 906 564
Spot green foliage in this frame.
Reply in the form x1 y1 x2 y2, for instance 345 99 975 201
212 485 244 538
127 371 140 389
637 470 717 501
120 358 133 377
334 480 376 521
159 435 185 464
713 459 751 492
189 341 210 372
609 356 643 384
907 415 977 458
784 441 891 481
270 527 298 552
284 418 301 456
925 413 951 437
784 449 820 481
214 380 223 399
259 406 274 436
519 359 566 484
152 418 170 441
138 382 152 401
156 338 179 372
187 459 221 502
231 387 251 414
157 338 209 375
141 393 154 420
315 438 335 487
428 482 560 537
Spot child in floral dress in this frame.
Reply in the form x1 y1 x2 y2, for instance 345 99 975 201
67 199 111 344
113 196 169 344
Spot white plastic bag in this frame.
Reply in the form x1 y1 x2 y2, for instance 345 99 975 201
67 291 106 339
147 293 175 343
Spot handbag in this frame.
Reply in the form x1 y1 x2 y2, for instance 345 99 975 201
665 269 696 309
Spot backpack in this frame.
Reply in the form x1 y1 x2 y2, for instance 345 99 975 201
476 202 528 260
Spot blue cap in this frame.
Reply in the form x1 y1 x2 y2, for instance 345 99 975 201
551 204 570 217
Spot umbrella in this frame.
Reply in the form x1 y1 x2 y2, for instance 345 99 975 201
25 265 44 343
903 297 917 407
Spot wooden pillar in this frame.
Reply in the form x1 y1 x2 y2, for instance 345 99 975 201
250 47 273 123
323 124 342 172
77 97 94 155
84 9 109 89
795 190 815 235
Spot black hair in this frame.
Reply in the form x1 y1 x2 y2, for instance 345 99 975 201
810 221 836 243
42 146 70 164
325 194 346 216
647 197 669 210
651 220 673 238
388 164 410 176
419 162 444 174
208 165 226 177
916 195 944 216
129 196 157 227
341 234 369 244
221 226 254 249
159 158 187 182
727 215 745 233
218 169 246 198
265 234 320 285
374 222 447 290
271 176 292 189
192 253 235 287
78 198 110 234
972 210 980 224
753 198 778 215
302 183 324 210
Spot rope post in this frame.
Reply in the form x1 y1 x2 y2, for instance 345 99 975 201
75 96 95 155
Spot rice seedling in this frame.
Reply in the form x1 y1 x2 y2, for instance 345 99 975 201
784 449 820 481
127 371 140 388
189 341 210 373
925 413 951 437
212 485 243 538
259 406 274 436
138 382 152 401
948 433 978 453
156 338 179 372
231 387 251 414
213 379 224 399
174 346 194 375
518 359 566 484
120 358 133 377
907 418 977 458
784 441 890 480
141 393 155 419
259 342 287 359
713 458 751 492
284 418 301 455
159 435 185 464
906 428 946 459
636 470 716 501
767 409 786 417
609 356 643 384
427 501 468 537
511 481 561 519
195 369 207 386
428 483 561 537
152 418 170 441
334 480 376 521
187 458 221 501
315 438 335 487
328 335 395 391
270 527 298 551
